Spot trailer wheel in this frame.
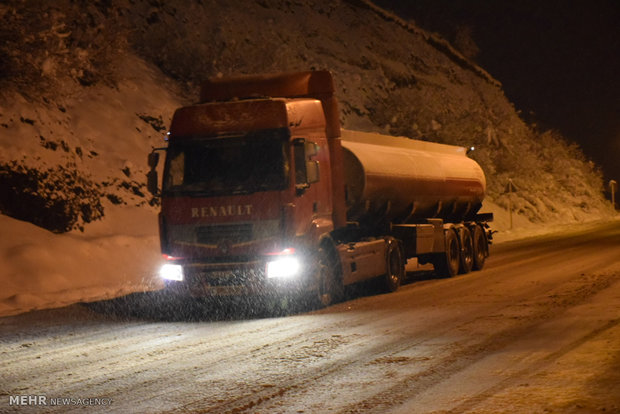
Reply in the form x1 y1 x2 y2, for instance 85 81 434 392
433 229 459 277
383 238 404 292
458 227 474 274
316 245 343 308
472 225 487 271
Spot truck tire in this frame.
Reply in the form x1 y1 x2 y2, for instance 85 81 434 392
472 225 487 271
433 228 460 277
316 245 343 308
383 237 404 292
458 227 474 274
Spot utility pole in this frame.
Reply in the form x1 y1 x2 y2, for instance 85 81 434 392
611 180 617 209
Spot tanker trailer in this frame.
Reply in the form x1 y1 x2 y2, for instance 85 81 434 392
341 129 486 224
332 129 492 292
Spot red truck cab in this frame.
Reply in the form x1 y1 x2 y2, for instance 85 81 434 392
155 95 338 298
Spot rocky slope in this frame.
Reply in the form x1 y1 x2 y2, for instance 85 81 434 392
0 0 614 234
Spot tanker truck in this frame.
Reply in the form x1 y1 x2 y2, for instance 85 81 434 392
147 71 493 307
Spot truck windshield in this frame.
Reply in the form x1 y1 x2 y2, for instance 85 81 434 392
162 130 289 196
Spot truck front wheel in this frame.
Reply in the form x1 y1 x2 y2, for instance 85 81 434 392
315 246 343 308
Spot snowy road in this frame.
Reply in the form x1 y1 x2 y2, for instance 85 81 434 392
1 221 619 413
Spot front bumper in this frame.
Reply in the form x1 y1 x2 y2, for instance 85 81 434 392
162 257 314 298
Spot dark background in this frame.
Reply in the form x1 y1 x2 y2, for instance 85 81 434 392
375 0 619 188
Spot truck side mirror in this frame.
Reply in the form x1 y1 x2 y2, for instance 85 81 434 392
305 141 318 157
147 169 159 195
148 152 160 168
306 160 320 184
293 138 320 196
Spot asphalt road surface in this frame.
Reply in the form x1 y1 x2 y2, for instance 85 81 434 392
1 221 619 413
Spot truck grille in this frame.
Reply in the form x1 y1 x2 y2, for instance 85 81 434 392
196 223 253 245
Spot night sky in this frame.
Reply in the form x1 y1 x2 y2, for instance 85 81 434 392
375 0 619 186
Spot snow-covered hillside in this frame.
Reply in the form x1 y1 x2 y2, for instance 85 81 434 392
0 0 615 316
0 54 181 316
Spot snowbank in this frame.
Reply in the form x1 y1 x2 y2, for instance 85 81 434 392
482 200 620 243
0 207 163 317
0 54 179 317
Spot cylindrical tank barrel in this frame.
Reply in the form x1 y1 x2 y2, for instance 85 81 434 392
341 130 486 224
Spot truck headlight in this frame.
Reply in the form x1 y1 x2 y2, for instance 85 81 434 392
267 257 301 279
160 263 184 281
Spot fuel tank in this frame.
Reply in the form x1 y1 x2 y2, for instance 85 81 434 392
341 130 486 224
